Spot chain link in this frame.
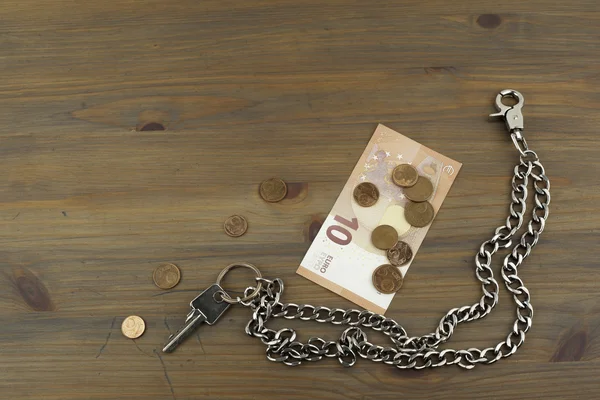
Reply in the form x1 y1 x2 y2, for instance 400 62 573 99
241 133 550 369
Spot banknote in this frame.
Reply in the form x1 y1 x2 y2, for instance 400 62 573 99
297 124 462 314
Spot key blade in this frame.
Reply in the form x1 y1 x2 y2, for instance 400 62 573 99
162 309 206 353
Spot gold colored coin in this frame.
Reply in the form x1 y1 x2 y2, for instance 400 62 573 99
371 225 399 250
224 215 248 237
392 164 419 188
404 176 434 202
259 178 288 202
372 264 404 294
404 201 435 228
153 263 181 290
386 241 413 266
353 182 379 207
121 315 145 339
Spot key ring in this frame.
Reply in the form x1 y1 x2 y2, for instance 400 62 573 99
215 262 263 304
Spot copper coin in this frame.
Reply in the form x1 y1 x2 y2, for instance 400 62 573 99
353 182 379 207
371 225 399 250
392 164 419 188
404 201 435 227
386 241 413 266
121 315 145 339
404 176 434 202
259 178 288 202
224 215 248 237
372 264 404 294
153 263 181 290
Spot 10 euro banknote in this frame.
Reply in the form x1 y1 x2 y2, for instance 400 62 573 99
297 124 462 314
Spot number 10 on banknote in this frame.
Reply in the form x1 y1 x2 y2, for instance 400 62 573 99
297 124 462 314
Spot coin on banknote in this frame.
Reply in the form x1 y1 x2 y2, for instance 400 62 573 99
405 201 435 227
371 225 399 250
404 176 434 202
259 178 288 202
153 263 181 290
386 241 413 266
121 315 145 339
353 182 379 207
224 215 248 237
392 164 418 188
372 264 404 294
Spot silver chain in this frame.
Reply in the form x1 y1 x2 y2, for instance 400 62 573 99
239 127 550 369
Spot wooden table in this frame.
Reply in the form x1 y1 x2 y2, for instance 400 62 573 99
2 1 598 399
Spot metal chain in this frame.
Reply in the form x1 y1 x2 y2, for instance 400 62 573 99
239 129 550 369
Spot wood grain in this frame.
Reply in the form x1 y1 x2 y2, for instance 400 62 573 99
1 1 599 399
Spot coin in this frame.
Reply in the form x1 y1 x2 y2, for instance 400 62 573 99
371 225 399 250
392 164 419 188
386 241 413 266
121 315 145 339
404 201 435 227
353 182 379 207
403 176 433 202
153 263 181 290
372 264 404 294
259 178 288 202
224 215 248 237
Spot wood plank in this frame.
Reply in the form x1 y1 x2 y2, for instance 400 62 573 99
1 0 599 399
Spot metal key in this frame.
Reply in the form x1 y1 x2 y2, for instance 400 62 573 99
162 284 230 353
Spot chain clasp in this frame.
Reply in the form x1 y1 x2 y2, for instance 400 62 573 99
489 89 524 133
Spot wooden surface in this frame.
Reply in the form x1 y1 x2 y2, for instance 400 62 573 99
1 1 599 399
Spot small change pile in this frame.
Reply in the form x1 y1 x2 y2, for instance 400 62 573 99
353 164 434 294
121 262 182 339
223 178 288 238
